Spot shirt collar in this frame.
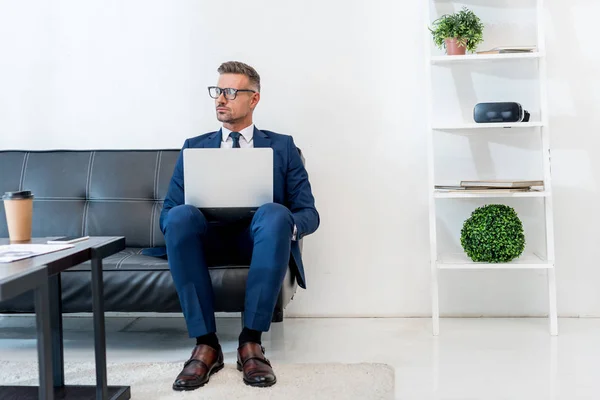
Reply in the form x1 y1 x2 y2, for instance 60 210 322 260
222 124 254 143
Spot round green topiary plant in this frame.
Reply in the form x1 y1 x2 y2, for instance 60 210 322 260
460 204 525 263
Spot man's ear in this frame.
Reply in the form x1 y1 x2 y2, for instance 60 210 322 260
251 92 260 109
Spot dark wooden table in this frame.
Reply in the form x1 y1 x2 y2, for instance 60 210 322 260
0 237 131 400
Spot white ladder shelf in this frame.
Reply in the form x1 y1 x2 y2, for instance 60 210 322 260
424 0 557 336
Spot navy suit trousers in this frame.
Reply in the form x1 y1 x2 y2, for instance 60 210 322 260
163 203 294 337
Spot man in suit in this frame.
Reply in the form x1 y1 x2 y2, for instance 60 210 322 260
161 61 319 390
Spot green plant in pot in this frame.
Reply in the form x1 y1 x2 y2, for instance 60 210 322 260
460 204 525 263
429 7 484 55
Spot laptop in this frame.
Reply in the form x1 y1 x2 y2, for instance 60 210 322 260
183 148 273 221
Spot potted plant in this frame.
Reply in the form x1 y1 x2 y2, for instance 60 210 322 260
429 7 484 55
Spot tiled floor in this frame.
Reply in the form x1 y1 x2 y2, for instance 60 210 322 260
1 316 599 399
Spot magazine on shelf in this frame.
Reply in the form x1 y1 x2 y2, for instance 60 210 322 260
459 180 544 188
435 186 534 193
476 46 537 55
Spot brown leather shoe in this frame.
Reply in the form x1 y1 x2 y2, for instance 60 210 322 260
172 344 224 391
237 342 277 387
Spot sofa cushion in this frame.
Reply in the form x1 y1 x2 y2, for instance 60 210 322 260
0 150 179 248
69 247 248 271
0 264 295 314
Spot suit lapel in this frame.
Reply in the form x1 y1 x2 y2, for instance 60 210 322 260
253 127 271 148
204 130 222 148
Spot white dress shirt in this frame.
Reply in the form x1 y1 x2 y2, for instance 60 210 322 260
221 124 254 148
219 124 297 240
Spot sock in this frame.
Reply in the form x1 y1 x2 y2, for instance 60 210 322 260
239 327 262 346
195 332 220 350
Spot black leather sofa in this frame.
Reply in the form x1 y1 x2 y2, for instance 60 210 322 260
0 150 297 322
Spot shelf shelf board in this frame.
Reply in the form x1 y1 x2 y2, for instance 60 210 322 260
431 52 543 65
437 252 552 270
432 122 544 131
434 190 549 199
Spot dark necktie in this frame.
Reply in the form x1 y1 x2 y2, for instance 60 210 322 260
229 131 241 148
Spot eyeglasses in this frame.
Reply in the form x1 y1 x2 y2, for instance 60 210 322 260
208 86 257 100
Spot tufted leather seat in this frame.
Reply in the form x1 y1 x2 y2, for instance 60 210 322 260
0 150 297 320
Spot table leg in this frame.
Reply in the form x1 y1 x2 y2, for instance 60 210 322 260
91 256 108 400
49 273 64 387
35 279 54 400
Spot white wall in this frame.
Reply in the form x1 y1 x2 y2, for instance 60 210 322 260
0 0 598 317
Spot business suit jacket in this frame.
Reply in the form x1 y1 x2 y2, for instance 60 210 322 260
158 127 319 289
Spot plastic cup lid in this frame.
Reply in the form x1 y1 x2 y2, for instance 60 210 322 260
2 191 34 200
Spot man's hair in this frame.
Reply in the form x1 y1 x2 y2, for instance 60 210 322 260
218 61 261 92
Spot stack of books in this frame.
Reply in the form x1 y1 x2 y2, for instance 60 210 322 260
476 46 537 55
435 180 544 193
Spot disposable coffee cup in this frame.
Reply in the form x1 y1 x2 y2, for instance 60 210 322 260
2 191 34 242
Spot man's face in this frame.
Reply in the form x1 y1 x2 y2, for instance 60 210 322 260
215 73 259 125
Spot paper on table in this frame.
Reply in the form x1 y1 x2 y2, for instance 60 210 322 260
0 244 74 263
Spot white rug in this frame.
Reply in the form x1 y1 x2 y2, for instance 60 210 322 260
0 361 395 399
